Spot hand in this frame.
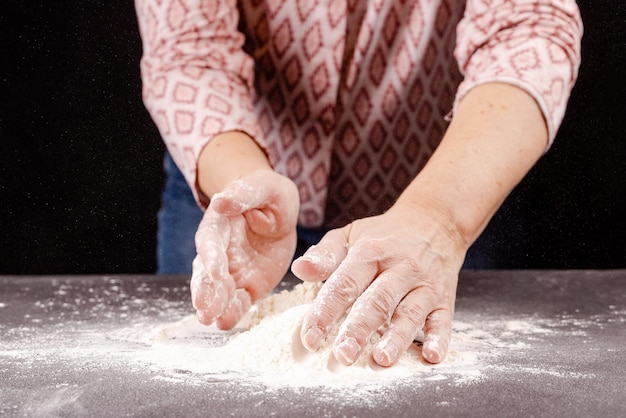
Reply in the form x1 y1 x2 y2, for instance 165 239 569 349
291 203 466 367
191 169 299 330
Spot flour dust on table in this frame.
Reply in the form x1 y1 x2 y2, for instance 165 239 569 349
1 275 610 413
111 283 498 388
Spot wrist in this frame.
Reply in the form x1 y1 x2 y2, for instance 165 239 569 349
389 195 473 254
197 131 272 201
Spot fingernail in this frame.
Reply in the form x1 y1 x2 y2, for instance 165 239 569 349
302 326 325 352
423 336 443 363
296 247 334 280
209 192 226 208
296 250 321 267
374 339 399 366
333 337 360 366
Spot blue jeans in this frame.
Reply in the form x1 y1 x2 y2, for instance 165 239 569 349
157 151 522 273
156 152 203 274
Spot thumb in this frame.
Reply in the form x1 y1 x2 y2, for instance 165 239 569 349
291 227 350 282
210 177 265 215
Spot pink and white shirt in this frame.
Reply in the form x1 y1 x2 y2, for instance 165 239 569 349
135 0 582 229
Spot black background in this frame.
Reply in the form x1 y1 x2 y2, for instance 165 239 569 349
1 1 625 274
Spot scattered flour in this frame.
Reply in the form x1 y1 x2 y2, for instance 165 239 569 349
4 278 604 394
116 283 485 388
2 276 608 414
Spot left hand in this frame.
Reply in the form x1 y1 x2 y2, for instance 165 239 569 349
291 202 467 367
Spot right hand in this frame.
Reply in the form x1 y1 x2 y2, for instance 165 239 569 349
191 169 299 330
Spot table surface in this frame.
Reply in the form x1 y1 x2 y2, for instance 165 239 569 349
1 270 625 417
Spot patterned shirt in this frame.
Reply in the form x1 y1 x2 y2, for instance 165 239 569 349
135 0 582 228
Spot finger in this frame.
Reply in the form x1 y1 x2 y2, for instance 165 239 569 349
215 288 252 330
332 271 416 366
421 309 452 364
195 211 230 270
210 171 278 216
191 254 236 325
300 241 378 353
372 287 438 367
291 227 350 282
211 173 293 236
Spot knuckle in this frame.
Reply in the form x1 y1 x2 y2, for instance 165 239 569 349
367 239 387 258
401 256 423 275
303 307 334 336
425 310 453 333
327 272 362 306
354 239 386 263
393 255 433 286
367 286 398 319
340 318 373 344
395 301 427 329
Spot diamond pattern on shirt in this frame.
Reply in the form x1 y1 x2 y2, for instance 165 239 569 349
135 0 583 228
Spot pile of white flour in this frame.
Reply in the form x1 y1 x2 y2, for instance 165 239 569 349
115 282 485 388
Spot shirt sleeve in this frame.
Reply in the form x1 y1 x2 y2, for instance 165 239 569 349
453 0 583 146
134 0 263 206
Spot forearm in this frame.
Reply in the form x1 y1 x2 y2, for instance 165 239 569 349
197 131 272 202
135 0 264 206
395 82 547 248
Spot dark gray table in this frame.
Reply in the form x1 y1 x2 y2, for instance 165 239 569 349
1 270 625 417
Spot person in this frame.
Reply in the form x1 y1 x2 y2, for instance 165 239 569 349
135 0 583 367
